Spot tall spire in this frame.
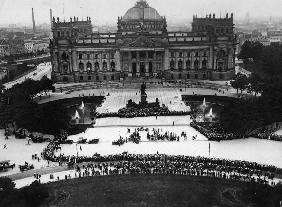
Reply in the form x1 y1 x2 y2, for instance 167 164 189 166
32 8 36 33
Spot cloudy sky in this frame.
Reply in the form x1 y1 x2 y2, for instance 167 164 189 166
0 0 281 26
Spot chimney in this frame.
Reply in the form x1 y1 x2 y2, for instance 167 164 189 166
50 9 53 28
32 8 36 33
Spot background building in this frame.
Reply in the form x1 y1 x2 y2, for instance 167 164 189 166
50 0 236 82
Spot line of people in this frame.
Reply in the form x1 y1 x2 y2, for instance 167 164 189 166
41 141 281 183
60 154 279 186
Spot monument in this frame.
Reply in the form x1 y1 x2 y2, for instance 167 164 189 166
140 82 147 105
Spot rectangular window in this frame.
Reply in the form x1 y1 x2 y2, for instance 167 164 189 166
79 54 82 59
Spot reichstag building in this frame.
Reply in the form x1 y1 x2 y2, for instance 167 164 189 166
50 0 236 82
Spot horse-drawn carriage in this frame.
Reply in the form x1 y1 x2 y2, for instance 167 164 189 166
112 137 125 146
77 137 87 144
0 160 15 171
88 138 99 144
128 132 141 144
15 128 28 139
59 139 73 144
19 162 34 172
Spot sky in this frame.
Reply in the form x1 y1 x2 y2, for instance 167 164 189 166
0 0 281 26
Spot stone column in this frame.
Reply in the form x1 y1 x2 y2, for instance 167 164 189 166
136 51 140 76
183 56 186 70
164 49 169 71
115 50 121 71
199 56 202 69
209 47 213 70
107 53 110 72
145 51 149 76
153 52 157 73
228 47 233 69
52 51 59 72
191 51 194 70
128 52 132 76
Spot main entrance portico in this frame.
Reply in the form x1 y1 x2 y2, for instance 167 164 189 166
121 49 165 77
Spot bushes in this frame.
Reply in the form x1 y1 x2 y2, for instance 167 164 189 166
0 178 49 207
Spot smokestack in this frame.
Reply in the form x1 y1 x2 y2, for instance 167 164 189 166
50 9 53 28
32 8 36 33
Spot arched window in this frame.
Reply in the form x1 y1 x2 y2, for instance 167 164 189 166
186 60 190 69
194 60 199 70
219 50 226 57
79 62 84 71
61 52 68 61
94 62 99 70
202 60 207 69
62 63 68 73
103 61 107 70
86 62 92 71
178 73 182 79
170 60 175 69
110 61 115 71
178 60 183 70
217 61 224 71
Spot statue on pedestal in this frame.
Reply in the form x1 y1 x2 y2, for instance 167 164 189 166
140 82 147 105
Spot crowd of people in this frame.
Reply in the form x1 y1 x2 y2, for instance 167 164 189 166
97 107 189 118
190 121 240 141
41 146 281 186
146 128 186 142
249 127 282 141
190 120 282 142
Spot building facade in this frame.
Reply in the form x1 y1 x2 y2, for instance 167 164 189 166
50 0 236 82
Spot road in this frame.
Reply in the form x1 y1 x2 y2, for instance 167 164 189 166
3 62 52 89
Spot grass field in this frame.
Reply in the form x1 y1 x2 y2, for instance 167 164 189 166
43 175 282 207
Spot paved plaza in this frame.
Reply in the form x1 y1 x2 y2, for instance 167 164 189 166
1 74 282 189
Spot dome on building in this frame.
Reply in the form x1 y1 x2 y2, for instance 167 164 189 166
123 0 162 20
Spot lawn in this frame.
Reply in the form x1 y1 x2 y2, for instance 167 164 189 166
44 175 282 207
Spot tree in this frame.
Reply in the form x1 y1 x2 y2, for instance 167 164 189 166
0 84 5 97
238 41 263 60
22 180 49 207
39 76 55 94
230 73 249 94
248 73 263 96
0 177 15 192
